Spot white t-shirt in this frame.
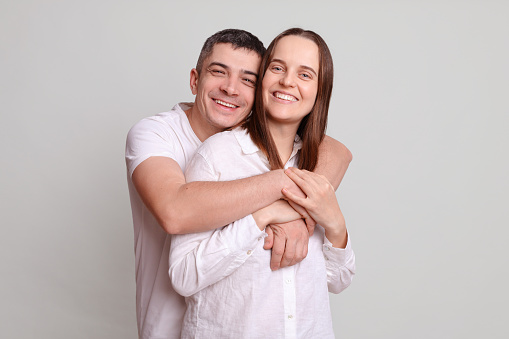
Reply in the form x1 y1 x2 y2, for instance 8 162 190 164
170 127 356 339
125 103 201 339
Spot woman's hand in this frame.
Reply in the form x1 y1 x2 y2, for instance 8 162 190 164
252 199 315 233
282 167 348 248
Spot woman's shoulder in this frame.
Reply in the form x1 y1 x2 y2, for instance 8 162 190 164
194 127 246 159
199 127 246 149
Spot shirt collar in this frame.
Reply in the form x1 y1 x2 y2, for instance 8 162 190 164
232 127 303 160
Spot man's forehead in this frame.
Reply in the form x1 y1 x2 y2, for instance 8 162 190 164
205 43 261 72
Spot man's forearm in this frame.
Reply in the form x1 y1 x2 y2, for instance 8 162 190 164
134 135 351 236
169 136 352 234
162 170 290 234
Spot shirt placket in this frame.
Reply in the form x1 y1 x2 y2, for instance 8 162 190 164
282 266 297 339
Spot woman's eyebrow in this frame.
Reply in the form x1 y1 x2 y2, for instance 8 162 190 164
270 58 286 66
300 65 317 76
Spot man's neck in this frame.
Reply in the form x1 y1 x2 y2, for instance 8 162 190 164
185 106 220 142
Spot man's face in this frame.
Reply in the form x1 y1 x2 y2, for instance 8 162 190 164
190 43 262 136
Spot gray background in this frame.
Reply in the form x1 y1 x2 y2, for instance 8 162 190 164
1 0 508 338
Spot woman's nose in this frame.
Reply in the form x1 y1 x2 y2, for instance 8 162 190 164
279 73 296 88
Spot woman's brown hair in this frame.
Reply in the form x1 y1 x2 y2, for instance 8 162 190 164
244 28 334 171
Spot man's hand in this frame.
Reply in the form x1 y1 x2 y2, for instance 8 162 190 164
263 219 309 270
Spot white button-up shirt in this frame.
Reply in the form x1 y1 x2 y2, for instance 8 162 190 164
169 128 355 339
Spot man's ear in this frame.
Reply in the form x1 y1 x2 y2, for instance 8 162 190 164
190 68 199 95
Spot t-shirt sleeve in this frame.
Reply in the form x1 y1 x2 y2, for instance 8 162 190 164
125 117 178 178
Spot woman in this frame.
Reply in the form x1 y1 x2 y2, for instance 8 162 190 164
170 28 355 338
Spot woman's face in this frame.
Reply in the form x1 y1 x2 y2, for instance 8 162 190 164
262 35 320 128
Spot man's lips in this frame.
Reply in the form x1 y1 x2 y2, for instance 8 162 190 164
214 99 239 108
273 91 298 102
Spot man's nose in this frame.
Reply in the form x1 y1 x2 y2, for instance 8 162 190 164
220 77 240 96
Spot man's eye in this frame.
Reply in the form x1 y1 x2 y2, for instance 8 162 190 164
244 78 256 86
209 68 225 75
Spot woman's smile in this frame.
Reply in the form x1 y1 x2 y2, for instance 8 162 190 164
262 35 319 126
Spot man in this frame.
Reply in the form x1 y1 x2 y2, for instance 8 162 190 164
126 29 351 339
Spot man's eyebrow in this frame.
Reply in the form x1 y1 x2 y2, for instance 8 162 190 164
242 70 259 78
208 61 258 78
271 58 317 76
208 62 229 70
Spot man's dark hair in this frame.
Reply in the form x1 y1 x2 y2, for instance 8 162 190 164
195 29 266 74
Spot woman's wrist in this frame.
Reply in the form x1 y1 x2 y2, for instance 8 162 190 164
252 210 269 231
324 226 348 249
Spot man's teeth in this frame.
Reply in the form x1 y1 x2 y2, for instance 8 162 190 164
275 92 297 102
215 100 237 108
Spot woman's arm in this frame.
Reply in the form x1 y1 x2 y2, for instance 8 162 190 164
282 167 348 248
281 167 356 293
323 234 356 294
169 202 303 296
169 215 264 297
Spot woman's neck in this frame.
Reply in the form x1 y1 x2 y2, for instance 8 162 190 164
268 120 300 165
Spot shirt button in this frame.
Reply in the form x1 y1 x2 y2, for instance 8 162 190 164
288 315 293 319
247 250 252 255
324 246 330 251
258 237 262 241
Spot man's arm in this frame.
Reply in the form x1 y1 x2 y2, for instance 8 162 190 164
132 156 293 234
314 135 353 190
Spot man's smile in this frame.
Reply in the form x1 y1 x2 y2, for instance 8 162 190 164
214 99 240 108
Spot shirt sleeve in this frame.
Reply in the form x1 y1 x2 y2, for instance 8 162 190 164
125 117 178 178
169 215 266 297
323 233 356 294
169 143 266 297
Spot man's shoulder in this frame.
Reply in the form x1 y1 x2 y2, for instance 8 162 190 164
127 103 195 143
129 103 189 130
125 103 200 175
